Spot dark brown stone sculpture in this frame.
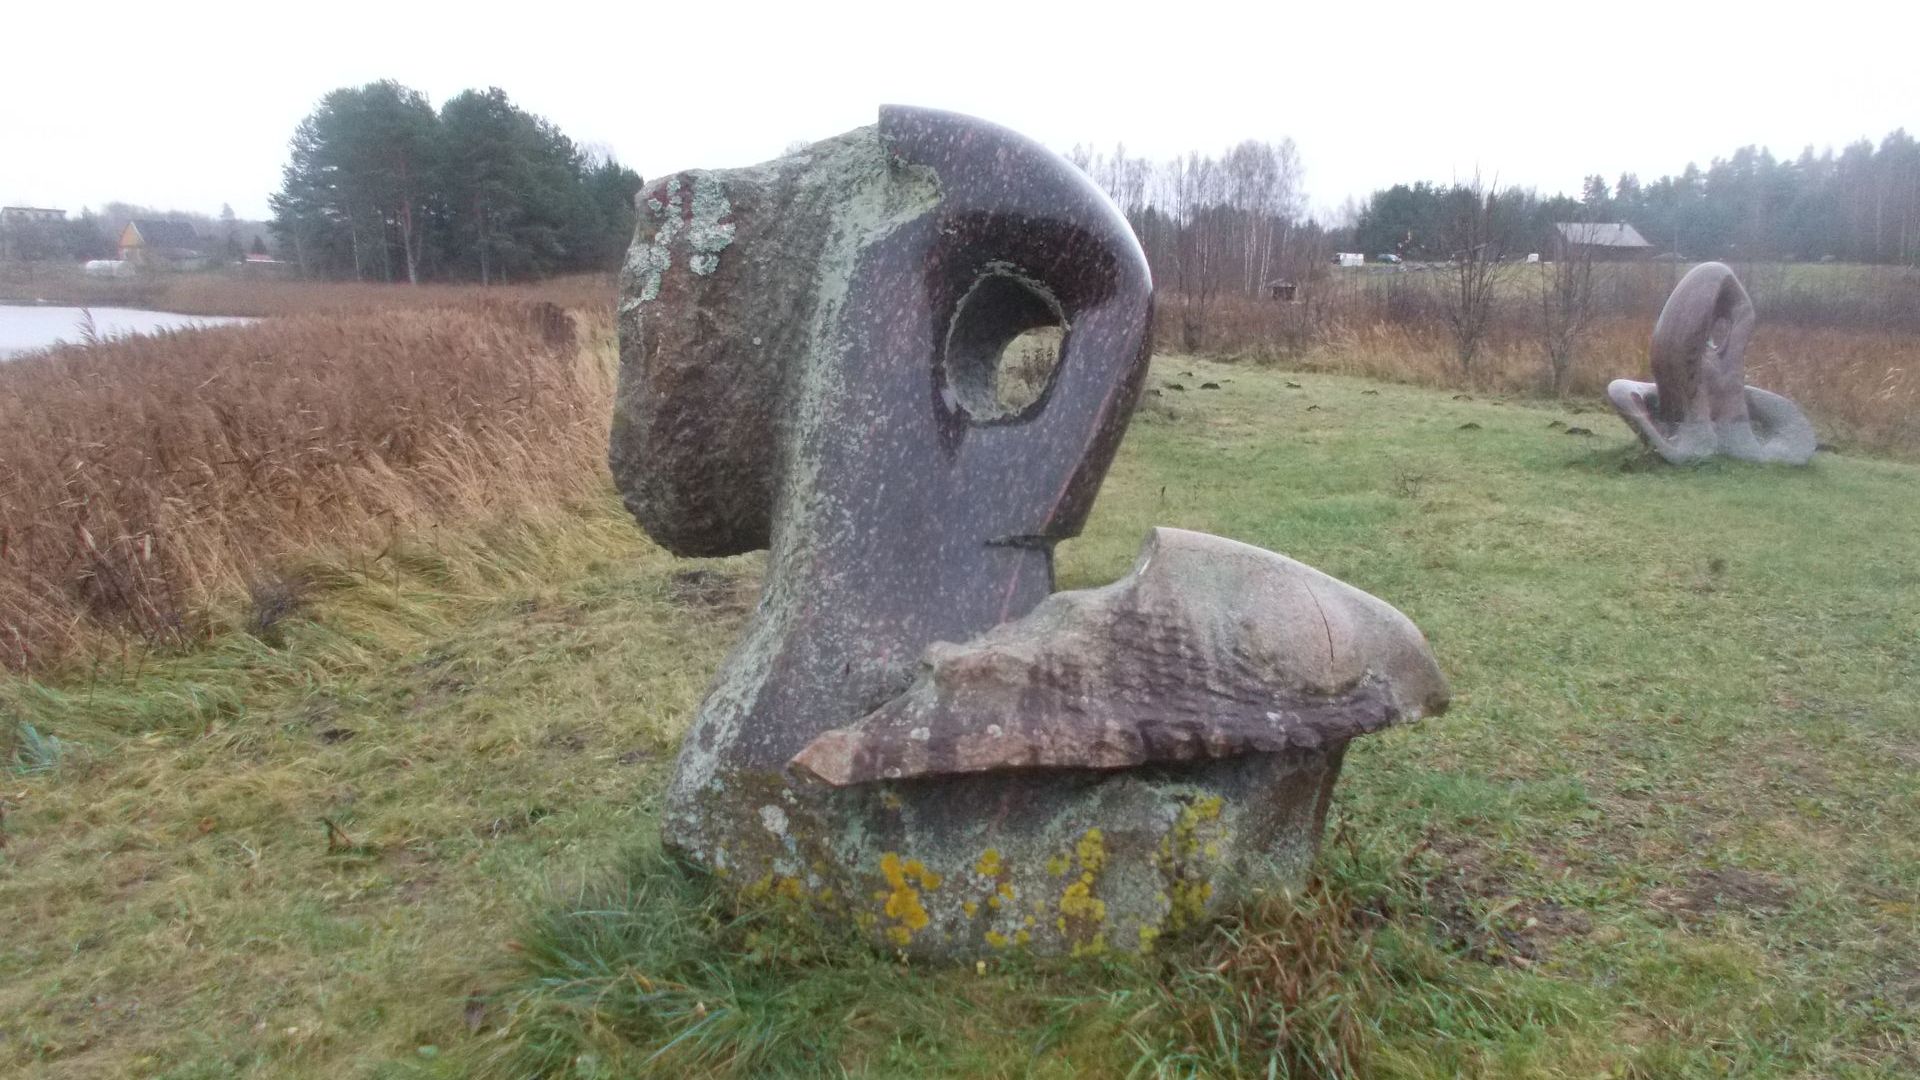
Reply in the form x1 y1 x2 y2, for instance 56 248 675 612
1606 262 1816 464
612 107 1447 957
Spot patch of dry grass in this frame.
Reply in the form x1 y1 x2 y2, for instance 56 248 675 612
0 300 615 671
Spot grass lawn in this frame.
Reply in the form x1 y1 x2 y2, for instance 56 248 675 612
3 357 1916 1078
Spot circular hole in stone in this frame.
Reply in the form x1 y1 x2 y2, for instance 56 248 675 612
943 271 1065 422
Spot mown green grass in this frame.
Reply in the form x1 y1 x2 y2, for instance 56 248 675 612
3 358 1916 1078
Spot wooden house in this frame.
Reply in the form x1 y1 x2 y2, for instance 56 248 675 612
119 219 205 268
1551 222 1654 261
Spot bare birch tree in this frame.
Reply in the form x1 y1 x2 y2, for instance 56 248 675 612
1537 224 1599 395
1441 176 1516 378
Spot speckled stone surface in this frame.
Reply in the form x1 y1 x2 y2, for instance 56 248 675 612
1605 262 1817 465
612 107 1442 958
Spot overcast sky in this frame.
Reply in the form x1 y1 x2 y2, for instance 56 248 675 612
5 1 1914 222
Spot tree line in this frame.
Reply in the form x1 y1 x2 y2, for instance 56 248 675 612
1352 130 1920 264
270 81 642 283
0 203 273 265
1069 140 1331 349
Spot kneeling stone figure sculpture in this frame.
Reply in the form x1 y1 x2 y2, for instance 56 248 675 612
611 106 1448 958
1606 261 1817 465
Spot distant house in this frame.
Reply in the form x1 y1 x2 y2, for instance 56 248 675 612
120 219 205 268
1 206 67 225
1551 222 1653 261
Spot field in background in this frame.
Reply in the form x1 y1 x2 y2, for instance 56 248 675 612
1163 260 1920 457
3 359 1915 1077
0 261 1914 676
0 264 611 318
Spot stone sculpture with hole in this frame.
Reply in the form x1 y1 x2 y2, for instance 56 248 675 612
610 106 1449 958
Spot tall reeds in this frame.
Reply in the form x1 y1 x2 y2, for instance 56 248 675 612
0 300 614 671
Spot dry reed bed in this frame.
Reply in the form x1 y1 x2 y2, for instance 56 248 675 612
0 301 615 671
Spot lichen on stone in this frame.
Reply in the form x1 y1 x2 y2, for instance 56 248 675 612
878 852 939 945
975 848 1003 878
686 175 736 276
1059 878 1105 924
1156 795 1226 930
1076 828 1107 874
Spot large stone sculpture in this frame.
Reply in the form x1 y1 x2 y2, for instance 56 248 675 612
613 106 1447 957
1606 262 1816 464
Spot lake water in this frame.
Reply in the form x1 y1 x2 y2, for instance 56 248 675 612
0 305 256 360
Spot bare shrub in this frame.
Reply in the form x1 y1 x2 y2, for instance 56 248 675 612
1537 244 1601 396
1440 179 1519 379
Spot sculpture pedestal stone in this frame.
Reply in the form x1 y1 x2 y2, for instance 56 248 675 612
612 107 1447 957
1605 262 1817 465
791 527 1448 957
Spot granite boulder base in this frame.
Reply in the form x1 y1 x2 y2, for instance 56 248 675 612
790 527 1448 957
612 106 1446 957
1605 261 1817 465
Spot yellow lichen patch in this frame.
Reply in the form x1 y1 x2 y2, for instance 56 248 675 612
879 852 931 937
1168 877 1214 930
987 894 1002 910
743 873 806 904
1156 794 1229 931
1046 853 1070 877
1138 926 1161 952
1015 929 1031 946
1076 828 1107 874
997 881 1016 900
975 848 1003 878
963 900 979 917
1071 934 1108 958
907 859 943 892
1059 878 1107 924
984 930 1010 948
887 926 913 947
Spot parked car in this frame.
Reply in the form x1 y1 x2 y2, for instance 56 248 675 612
1374 253 1403 264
